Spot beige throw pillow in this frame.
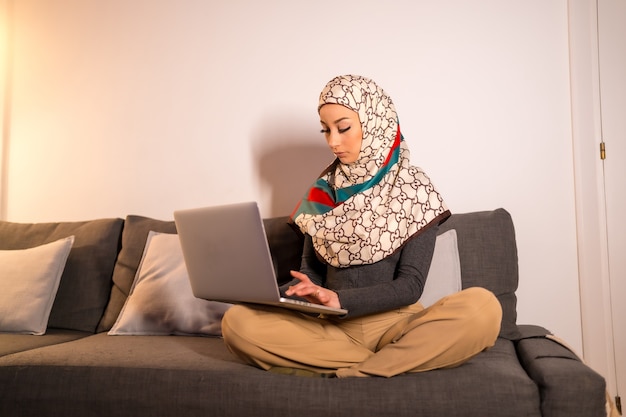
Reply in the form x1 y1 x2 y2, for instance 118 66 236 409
418 229 462 308
109 232 231 336
0 236 75 335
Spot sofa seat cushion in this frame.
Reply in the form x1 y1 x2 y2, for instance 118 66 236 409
0 329 91 357
0 333 248 370
0 335 540 417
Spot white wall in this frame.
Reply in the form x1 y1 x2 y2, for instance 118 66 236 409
1 1 583 352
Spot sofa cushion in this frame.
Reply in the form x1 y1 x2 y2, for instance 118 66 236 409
98 215 301 332
438 209 521 339
0 237 74 334
97 216 177 332
0 218 124 333
108 232 231 336
0 329 90 357
0 335 540 417
263 216 303 286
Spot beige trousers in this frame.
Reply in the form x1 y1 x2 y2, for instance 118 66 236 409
221 287 502 378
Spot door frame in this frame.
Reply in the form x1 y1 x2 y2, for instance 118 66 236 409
568 0 618 398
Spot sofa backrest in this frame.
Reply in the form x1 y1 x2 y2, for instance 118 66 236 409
438 208 520 339
94 208 520 340
0 208 520 340
0 218 124 333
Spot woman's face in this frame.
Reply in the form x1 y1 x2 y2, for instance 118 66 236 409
319 104 363 165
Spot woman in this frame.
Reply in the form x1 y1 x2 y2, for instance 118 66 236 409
222 74 502 378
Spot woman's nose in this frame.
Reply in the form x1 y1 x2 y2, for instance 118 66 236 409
327 131 340 148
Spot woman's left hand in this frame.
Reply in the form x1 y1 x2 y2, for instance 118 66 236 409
285 271 342 309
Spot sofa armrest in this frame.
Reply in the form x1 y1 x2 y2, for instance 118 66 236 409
515 325 607 417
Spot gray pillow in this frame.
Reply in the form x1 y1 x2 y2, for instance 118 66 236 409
0 218 124 333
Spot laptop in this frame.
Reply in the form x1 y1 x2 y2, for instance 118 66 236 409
173 202 348 315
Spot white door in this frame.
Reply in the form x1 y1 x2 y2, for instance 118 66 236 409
598 0 625 410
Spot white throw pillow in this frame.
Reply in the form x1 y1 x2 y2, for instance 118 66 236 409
418 229 462 308
109 231 232 336
0 236 75 335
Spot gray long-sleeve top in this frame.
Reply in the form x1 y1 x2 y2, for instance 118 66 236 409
280 225 438 318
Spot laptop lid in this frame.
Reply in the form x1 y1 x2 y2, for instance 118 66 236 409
173 202 347 315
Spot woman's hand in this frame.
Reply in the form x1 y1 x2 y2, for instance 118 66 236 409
285 271 342 309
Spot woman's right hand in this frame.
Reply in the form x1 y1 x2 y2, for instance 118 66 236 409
285 271 341 309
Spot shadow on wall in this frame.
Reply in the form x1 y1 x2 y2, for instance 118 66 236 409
254 140 332 217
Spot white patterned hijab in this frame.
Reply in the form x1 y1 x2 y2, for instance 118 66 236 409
291 75 450 268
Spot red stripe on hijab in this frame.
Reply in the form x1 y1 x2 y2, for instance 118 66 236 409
383 126 401 166
309 187 336 208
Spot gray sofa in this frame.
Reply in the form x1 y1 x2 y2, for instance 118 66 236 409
0 209 607 417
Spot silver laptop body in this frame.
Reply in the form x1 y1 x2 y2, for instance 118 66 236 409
174 202 347 315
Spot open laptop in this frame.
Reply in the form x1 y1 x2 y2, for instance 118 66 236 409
173 202 347 315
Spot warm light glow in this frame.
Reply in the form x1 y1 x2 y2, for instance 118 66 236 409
0 0 9 80
0 0 10 221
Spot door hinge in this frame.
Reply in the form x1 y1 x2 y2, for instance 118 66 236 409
600 142 606 160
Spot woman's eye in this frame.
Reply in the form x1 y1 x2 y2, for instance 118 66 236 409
320 126 350 134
